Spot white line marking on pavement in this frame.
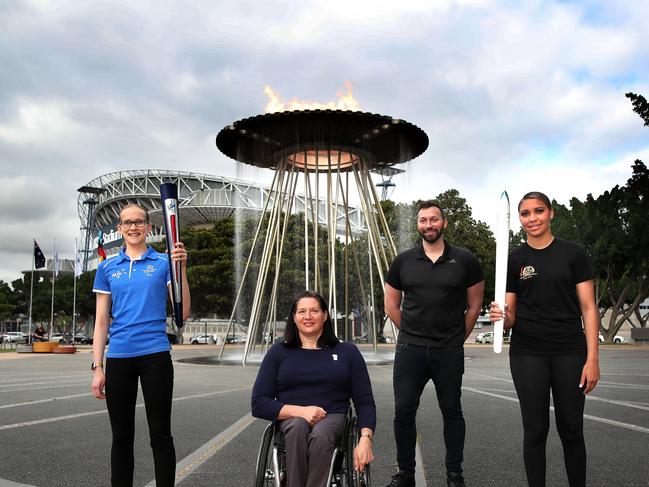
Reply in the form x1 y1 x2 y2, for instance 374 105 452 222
0 478 37 487
0 392 91 409
596 382 649 390
0 374 87 385
463 386 649 434
466 387 516 394
0 379 88 392
414 438 426 486
0 386 251 431
464 371 513 383
0 409 107 431
465 373 649 410
584 395 649 411
145 413 256 486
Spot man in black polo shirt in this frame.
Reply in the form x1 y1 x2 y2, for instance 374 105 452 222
384 200 484 487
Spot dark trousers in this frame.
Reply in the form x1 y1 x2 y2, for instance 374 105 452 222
393 342 465 474
106 351 176 487
279 413 346 487
510 354 586 487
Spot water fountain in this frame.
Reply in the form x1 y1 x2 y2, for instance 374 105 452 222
215 109 428 364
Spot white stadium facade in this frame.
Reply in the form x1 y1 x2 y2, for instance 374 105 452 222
77 169 367 273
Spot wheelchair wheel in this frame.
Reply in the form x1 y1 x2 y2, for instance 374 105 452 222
254 423 277 487
345 417 371 487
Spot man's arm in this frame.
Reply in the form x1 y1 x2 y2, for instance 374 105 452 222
384 283 403 329
464 280 484 339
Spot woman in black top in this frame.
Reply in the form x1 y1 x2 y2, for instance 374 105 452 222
490 191 599 487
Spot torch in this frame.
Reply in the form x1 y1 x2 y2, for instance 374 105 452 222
493 190 510 353
160 183 184 328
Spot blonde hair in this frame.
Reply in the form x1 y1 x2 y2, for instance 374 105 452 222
119 203 150 222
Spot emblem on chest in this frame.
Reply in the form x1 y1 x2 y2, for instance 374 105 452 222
519 265 537 280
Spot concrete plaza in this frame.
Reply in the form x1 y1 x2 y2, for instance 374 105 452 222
0 345 647 486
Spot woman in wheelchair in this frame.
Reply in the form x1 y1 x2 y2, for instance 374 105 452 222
252 290 376 487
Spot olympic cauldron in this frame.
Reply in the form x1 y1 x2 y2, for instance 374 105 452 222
215 109 428 364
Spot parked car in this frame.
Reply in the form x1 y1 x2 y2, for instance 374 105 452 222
190 333 216 345
599 333 624 344
74 334 93 345
1 332 28 344
475 332 511 344
476 332 493 344
225 334 246 344
49 333 67 344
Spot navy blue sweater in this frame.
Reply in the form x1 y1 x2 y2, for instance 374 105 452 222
251 342 377 431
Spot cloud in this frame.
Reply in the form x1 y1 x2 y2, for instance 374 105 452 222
0 0 648 284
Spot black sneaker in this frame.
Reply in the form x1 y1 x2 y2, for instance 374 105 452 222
447 471 466 487
385 470 415 487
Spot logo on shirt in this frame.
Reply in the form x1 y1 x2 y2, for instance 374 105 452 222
448 258 457 264
143 264 157 276
111 269 125 279
519 265 537 280
332 354 338 361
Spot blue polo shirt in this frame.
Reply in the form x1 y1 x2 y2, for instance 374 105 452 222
93 246 171 358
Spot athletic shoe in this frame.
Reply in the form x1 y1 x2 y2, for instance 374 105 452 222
385 470 415 487
447 471 466 487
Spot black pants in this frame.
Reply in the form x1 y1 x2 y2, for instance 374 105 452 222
393 342 465 474
510 354 586 487
106 351 176 487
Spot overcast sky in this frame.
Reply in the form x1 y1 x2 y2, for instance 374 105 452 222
1 0 648 284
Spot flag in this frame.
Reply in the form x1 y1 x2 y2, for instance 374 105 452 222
53 241 60 277
34 240 46 269
97 231 107 262
74 239 82 277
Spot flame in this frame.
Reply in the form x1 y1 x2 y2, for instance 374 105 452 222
264 82 361 113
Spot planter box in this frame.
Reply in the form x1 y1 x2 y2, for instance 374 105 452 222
630 328 649 345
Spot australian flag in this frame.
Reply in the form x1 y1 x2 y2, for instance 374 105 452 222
34 240 46 269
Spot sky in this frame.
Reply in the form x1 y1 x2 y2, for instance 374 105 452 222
1 0 648 284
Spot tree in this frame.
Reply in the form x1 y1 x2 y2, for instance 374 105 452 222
552 161 649 341
0 281 18 323
626 92 649 127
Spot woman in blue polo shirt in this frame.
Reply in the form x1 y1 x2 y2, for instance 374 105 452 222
91 203 191 487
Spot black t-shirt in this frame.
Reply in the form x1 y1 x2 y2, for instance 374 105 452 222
507 237 593 355
386 241 484 347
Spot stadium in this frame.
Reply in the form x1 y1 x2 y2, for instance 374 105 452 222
76 169 375 341
77 169 369 271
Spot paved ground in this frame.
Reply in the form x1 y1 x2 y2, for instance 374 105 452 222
0 344 647 487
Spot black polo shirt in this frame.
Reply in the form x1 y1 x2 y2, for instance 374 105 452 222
386 240 484 347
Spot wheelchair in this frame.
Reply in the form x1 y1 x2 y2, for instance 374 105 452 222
254 408 371 487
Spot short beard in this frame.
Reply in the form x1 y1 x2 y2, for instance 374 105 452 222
419 227 443 244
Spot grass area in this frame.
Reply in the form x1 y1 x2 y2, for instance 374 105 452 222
0 348 17 353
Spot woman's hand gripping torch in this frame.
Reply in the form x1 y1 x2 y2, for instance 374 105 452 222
160 183 184 328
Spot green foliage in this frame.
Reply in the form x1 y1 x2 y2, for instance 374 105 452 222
626 92 649 127
551 160 649 337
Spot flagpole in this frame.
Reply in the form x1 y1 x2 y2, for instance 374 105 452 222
49 238 56 338
29 242 35 344
72 239 78 340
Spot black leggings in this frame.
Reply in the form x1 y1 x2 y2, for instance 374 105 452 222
106 351 176 487
510 354 586 487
